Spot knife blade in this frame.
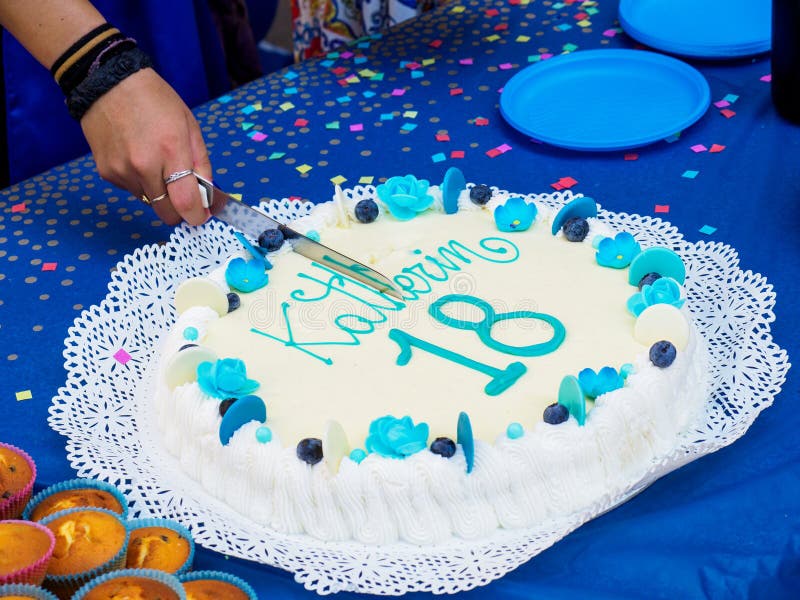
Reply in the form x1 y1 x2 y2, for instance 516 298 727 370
195 173 403 300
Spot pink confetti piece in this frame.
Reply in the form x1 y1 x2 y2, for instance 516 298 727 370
331 67 347 76
654 205 670 214
486 148 502 158
474 117 489 126
720 109 736 119
709 144 726 153
550 182 564 191
113 348 132 364
499 63 513 70
574 11 588 20
624 153 639 161
405 62 422 70
690 144 708 153
558 176 578 189
451 150 465 159
340 51 354 59
435 133 450 142
714 100 730 108
450 88 464 96
540 53 553 60
41 262 57 272
391 88 407 96
459 58 474 65
349 123 364 132
494 23 508 31
485 8 499 16
11 202 26 213
294 118 309 127
760 74 772 82
429 39 443 48
603 29 618 37
249 131 267 142
497 143 512 153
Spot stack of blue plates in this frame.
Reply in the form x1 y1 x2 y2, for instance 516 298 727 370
619 0 771 59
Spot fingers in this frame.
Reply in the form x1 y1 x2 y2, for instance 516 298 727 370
164 164 210 226
140 179 181 226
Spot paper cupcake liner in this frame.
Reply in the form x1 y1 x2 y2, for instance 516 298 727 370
0 521 55 586
0 584 59 600
125 518 195 575
0 443 37 520
72 568 186 600
23 478 128 522
179 570 257 600
40 507 130 599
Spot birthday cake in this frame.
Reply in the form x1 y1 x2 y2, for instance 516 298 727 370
154 170 709 545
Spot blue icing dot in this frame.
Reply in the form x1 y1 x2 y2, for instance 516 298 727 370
620 363 635 378
183 326 199 341
219 395 267 445
255 426 272 443
349 448 367 463
457 411 475 474
506 422 524 439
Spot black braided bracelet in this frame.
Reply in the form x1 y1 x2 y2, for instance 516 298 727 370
66 47 153 121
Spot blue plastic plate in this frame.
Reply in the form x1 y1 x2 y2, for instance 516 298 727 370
619 0 771 58
499 50 710 151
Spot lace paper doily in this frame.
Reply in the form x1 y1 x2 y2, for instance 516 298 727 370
49 188 789 595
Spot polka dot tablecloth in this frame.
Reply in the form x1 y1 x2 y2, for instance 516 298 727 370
1 2 799 598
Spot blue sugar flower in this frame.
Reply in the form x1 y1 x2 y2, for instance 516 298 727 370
376 175 434 221
493 197 537 232
197 358 260 399
225 257 270 293
365 415 429 459
626 276 685 317
595 232 641 268
578 366 625 399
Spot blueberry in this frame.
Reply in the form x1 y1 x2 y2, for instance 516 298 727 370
649 340 677 368
227 292 241 313
562 217 589 242
219 398 237 417
355 199 379 223
258 228 285 252
277 224 300 240
297 437 324 465
543 403 569 425
469 184 492 205
179 343 198 352
430 437 456 458
638 272 662 290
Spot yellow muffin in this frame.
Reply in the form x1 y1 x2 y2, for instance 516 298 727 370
0 447 35 519
0 521 54 585
80 576 181 600
43 510 127 576
183 580 249 600
29 490 124 523
125 527 191 573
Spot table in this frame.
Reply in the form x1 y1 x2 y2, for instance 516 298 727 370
1 1 798 597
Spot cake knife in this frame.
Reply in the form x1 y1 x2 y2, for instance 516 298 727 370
195 173 403 300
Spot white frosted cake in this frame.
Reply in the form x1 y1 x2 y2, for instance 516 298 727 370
155 170 708 545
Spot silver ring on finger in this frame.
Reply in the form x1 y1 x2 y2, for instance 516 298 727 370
141 191 169 206
163 169 194 185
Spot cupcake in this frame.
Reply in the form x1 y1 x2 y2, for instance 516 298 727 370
0 444 36 520
125 518 195 575
24 479 127 522
0 584 59 600
40 508 129 599
0 521 55 586
179 571 256 600
72 569 185 600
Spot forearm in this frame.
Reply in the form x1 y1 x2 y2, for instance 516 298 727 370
0 0 105 69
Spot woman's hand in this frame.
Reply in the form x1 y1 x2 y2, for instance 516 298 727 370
80 67 212 226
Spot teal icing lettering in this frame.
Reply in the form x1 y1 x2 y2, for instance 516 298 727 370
392 274 422 301
404 261 450 283
293 262 405 312
397 266 434 292
388 328 527 396
250 302 334 365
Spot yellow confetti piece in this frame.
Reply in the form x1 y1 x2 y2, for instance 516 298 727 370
359 176 374 184
516 35 531 42
484 35 501 42
253 102 262 111
330 175 347 185
296 164 313 174
359 69 377 78
229 193 243 201
451 5 465 13
346 75 360 84
422 58 435 66
280 101 295 111
16 390 32 401
577 19 591 27
403 110 418 118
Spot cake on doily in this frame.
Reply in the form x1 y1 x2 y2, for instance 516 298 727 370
154 169 709 545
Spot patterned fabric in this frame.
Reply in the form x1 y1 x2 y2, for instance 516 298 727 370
291 0 442 61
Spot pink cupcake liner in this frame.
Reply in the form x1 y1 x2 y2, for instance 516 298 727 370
0 443 37 520
0 520 55 586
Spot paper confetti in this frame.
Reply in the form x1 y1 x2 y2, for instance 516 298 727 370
330 175 347 185
720 109 736 119
497 143 512 153
113 348 131 364
486 148 502 158
429 39 443 48
403 111 418 118
699 225 717 235
294 118 309 127
326 121 340 130
401 123 418 132
296 164 313 174
241 122 254 131
474 117 489 126
217 94 233 103
279 102 295 111
654 205 670 213
11 202 26 213
498 63 513 70
284 87 298 95
359 176 374 184
760 74 772 82
41 262 57 271
516 35 531 42
380 113 394 121
484 34 501 42
268 152 286 160
690 144 708 153
713 100 730 108
432 153 447 163
724 93 739 103
349 123 364 132
485 8 499 16
459 58 474 65
15 390 32 401
450 88 464 96
682 170 699 179
411 71 425 79
624 153 639 161
451 150 465 159
435 133 451 142
248 131 267 142
391 88 407 96
709 144 726 153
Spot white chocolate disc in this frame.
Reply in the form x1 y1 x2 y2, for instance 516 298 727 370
323 420 350 474
175 277 229 316
633 304 690 350
164 346 218 390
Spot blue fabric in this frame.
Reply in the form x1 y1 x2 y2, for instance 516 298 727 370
1 0 799 597
1 0 230 184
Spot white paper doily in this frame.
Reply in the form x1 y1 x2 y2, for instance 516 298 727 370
49 188 789 595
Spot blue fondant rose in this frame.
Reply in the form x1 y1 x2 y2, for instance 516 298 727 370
226 257 270 293
626 276 685 317
493 197 537 232
197 358 260 399
596 232 641 268
365 415 429 459
578 366 625 399
376 175 434 221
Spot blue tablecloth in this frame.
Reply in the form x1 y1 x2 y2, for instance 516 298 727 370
1 1 798 598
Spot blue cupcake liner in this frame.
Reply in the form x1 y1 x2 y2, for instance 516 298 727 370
179 570 258 600
23 478 128 521
72 568 186 600
39 507 130 597
125 518 195 575
0 584 59 600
